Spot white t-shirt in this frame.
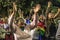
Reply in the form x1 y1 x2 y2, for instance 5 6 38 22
24 28 36 38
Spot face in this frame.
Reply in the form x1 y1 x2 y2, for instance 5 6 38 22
40 15 46 20
48 13 54 19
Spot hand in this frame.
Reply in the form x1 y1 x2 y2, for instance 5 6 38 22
33 4 41 13
30 9 33 13
58 8 60 12
13 2 17 11
48 1 51 8
18 9 21 14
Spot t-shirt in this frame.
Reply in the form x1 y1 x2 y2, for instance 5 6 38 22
26 19 30 25
4 24 9 29
37 21 46 36
37 21 45 27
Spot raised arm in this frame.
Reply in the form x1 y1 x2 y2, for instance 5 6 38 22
8 12 14 25
54 8 60 18
8 2 17 32
8 2 17 25
45 1 52 35
45 1 52 19
30 4 41 28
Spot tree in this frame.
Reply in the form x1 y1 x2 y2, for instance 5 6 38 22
0 0 60 17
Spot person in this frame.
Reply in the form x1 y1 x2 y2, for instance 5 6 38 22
0 18 4 27
30 4 41 29
55 9 60 40
37 15 46 40
3 19 9 31
23 4 41 40
47 8 60 40
8 2 31 40
0 24 6 40
30 4 42 40
44 1 60 40
17 18 25 31
56 20 60 40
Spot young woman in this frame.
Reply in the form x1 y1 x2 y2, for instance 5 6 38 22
47 8 60 40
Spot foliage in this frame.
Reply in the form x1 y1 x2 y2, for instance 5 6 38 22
0 0 60 17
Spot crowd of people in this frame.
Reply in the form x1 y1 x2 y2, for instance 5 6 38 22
0 1 60 40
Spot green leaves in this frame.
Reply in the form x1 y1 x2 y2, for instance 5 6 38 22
0 0 2 2
0 0 60 17
0 0 11 7
51 6 58 13
57 0 60 2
